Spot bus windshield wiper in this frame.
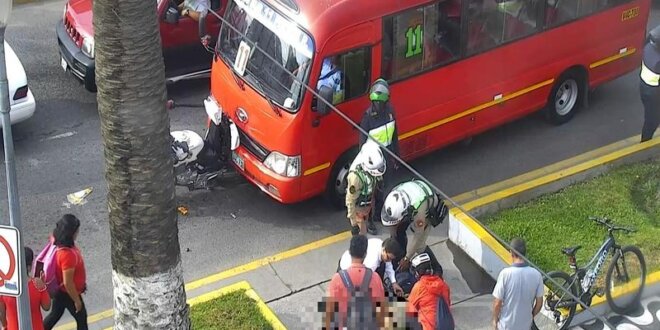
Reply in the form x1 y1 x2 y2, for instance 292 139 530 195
244 69 282 117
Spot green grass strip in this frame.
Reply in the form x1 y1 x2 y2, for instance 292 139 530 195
485 161 660 274
190 289 274 330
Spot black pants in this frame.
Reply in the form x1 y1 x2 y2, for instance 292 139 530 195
44 291 88 330
641 85 660 142
391 220 443 276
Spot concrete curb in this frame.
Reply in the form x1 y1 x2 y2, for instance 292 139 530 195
448 135 660 327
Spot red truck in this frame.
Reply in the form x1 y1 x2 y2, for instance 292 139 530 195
57 0 226 92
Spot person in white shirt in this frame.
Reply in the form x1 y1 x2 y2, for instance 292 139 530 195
339 237 405 297
178 0 210 22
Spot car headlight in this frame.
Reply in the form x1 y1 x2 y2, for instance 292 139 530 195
82 36 94 58
264 152 301 177
63 4 67 20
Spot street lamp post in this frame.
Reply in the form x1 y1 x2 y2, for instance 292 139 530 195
0 1 33 329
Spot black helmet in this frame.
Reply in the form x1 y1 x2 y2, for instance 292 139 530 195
648 25 660 46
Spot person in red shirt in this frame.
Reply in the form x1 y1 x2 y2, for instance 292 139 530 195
325 235 385 329
44 214 88 330
407 253 452 330
0 247 51 330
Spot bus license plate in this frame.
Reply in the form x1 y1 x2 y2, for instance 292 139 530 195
232 151 244 171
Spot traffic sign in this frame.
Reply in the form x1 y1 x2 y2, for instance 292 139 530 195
0 225 21 297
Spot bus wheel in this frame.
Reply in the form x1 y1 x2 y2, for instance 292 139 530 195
546 71 583 125
325 149 358 209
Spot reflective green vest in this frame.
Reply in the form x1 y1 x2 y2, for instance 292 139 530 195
353 168 376 207
641 62 660 86
396 180 434 210
368 120 396 146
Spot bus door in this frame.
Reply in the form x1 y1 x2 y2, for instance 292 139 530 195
300 21 379 198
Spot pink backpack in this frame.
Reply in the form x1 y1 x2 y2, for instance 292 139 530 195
35 236 69 296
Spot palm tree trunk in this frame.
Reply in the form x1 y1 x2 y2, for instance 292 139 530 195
93 0 190 328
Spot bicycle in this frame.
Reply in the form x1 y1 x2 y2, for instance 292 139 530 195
543 216 646 329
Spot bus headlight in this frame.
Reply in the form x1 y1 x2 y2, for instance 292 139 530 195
264 152 300 177
82 36 95 58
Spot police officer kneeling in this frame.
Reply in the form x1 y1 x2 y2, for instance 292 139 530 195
381 179 449 273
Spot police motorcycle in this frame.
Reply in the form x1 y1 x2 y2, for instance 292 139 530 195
170 97 241 190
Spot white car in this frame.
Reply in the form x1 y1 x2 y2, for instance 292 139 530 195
1 41 35 128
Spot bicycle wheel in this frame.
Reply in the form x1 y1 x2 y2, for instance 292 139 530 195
606 245 646 314
542 271 577 330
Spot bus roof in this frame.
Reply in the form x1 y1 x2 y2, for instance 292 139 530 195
266 0 435 50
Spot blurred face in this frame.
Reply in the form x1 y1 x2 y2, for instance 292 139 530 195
382 249 396 262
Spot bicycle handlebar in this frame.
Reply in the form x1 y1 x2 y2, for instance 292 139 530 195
588 216 636 233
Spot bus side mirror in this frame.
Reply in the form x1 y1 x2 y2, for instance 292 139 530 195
313 86 333 116
164 7 180 24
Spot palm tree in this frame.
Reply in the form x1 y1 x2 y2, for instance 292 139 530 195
93 0 190 328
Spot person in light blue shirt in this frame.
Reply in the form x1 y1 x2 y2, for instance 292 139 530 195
492 238 544 330
317 56 343 104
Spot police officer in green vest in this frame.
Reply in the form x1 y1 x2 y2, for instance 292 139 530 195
640 25 660 142
360 78 400 235
346 140 387 236
381 179 449 272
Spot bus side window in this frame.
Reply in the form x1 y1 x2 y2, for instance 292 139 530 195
545 0 578 27
382 1 462 81
316 47 371 105
545 0 624 28
467 0 538 54
467 0 502 55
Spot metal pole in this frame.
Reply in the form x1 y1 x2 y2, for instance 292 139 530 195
0 27 33 330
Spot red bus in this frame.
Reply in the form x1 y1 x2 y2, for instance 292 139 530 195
207 0 649 205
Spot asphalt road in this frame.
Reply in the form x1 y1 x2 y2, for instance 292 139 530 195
1 0 659 321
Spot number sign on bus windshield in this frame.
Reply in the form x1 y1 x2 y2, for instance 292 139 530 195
233 41 252 76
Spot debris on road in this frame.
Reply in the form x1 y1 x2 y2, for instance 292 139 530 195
67 187 93 205
230 212 237 219
178 205 189 216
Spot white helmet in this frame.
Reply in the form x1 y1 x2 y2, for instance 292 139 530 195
359 140 386 177
411 253 434 276
381 189 411 226
411 253 432 268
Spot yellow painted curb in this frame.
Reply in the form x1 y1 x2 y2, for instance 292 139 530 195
450 135 660 314
450 136 641 205
462 136 660 211
55 231 350 330
101 281 286 330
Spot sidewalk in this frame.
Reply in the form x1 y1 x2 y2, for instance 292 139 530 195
265 229 497 330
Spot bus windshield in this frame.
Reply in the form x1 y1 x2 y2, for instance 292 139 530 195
217 0 314 112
